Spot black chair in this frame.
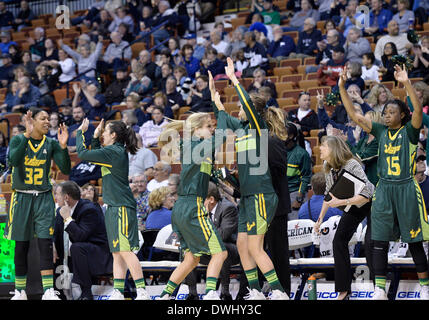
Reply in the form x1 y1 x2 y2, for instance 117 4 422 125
142 229 161 261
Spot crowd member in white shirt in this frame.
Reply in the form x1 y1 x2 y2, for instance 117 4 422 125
361 52 380 85
374 20 412 62
147 161 171 192
42 48 77 83
209 30 231 57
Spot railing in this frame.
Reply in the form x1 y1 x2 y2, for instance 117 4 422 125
5 0 98 17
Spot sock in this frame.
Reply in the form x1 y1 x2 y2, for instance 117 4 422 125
161 280 178 297
15 275 26 291
114 278 125 294
375 276 386 290
245 268 261 291
134 278 146 289
263 269 284 292
205 277 217 293
41 275 53 292
419 277 429 286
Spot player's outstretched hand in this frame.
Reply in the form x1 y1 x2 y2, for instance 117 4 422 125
225 57 237 84
58 123 69 149
394 64 409 84
78 118 90 133
208 70 215 99
94 118 105 138
214 92 225 111
23 110 33 138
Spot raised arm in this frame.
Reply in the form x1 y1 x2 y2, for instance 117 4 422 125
338 68 372 133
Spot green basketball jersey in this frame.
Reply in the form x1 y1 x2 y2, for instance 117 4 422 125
371 121 419 181
8 134 71 191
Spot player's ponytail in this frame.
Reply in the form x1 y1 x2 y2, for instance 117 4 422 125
265 107 288 141
108 120 139 155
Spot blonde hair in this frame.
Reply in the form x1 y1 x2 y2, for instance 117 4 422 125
413 81 429 106
323 136 356 173
367 84 395 107
265 107 288 141
148 186 171 210
365 110 385 125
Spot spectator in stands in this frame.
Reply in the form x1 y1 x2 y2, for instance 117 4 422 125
378 42 398 83
76 34 97 56
151 1 179 51
312 29 342 72
249 21 271 47
42 38 59 62
344 61 365 93
199 47 226 79
288 91 319 134
0 80 18 112
42 50 77 85
146 186 174 230
259 86 279 108
10 76 41 112
34 65 58 111
67 105 95 153
8 44 21 65
135 50 160 80
46 112 60 140
183 33 205 61
285 122 312 220
139 106 168 148
21 51 37 80
168 173 180 201
392 0 415 33
260 0 281 25
147 161 171 192
129 139 158 178
104 67 130 105
72 79 106 121
186 75 212 112
315 0 334 20
0 53 15 88
229 29 246 57
12 0 34 31
285 0 320 31
179 44 200 80
317 45 347 87
247 68 277 99
0 1 13 31
337 0 362 37
242 31 269 77
363 0 393 39
0 131 7 168
124 62 152 97
59 36 103 80
209 30 231 57
0 31 16 55
167 38 181 64
130 174 151 230
298 172 343 221
314 135 374 301
366 83 395 113
81 183 101 208
290 17 322 58
164 75 185 114
147 91 174 119
174 67 192 104
28 27 46 63
344 27 371 64
90 9 112 40
99 31 131 75
413 81 429 111
155 63 173 92
410 39 429 78
121 109 140 133
108 6 134 33
59 98 74 126
267 25 296 63
374 20 412 62
361 52 380 84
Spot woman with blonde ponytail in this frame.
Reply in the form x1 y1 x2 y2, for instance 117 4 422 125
156 78 229 300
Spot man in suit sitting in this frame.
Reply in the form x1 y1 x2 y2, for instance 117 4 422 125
185 182 245 300
54 181 112 300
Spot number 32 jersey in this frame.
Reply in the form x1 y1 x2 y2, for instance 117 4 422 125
8 134 71 191
371 121 419 181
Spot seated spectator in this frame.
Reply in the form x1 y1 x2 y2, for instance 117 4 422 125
90 9 112 40
146 161 171 192
378 42 398 83
54 181 112 300
9 76 41 112
242 31 269 77
179 44 200 80
34 64 58 111
174 65 193 101
0 80 18 113
267 25 296 62
344 61 365 93
42 48 77 84
70 0 105 26
309 29 342 73
155 62 173 92
124 92 150 126
0 31 17 55
261 0 281 25
129 138 158 178
121 109 140 133
0 1 13 31
150 1 179 51
8 44 21 65
323 20 345 45
130 174 151 230
13 0 35 31
288 91 319 135
124 62 152 97
410 37 429 78
249 21 270 47
164 75 185 115
104 66 130 105
298 172 343 221
139 106 169 148
233 49 249 74
72 79 106 120
117 22 133 43
69 160 102 187
58 36 103 80
289 17 322 58
99 31 131 75
59 98 74 126
186 75 212 113
259 86 279 108
247 68 277 98
361 52 380 84
182 33 205 62
413 81 429 112
167 173 180 201
108 6 134 33
147 91 174 119
337 0 363 37
374 20 412 62
0 131 7 167
75 33 97 56
392 0 415 33
67 105 95 153
167 38 182 65
316 0 334 20
284 0 320 31
42 38 59 62
81 183 102 211
27 27 46 62
344 27 371 64
209 30 231 57
47 112 60 140
135 49 161 80
362 0 393 39
146 186 174 230
20 50 37 80
317 45 347 87
229 29 247 57
199 47 226 78
156 49 174 69
185 3 201 34
366 83 395 113
0 53 14 88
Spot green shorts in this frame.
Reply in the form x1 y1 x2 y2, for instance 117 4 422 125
105 206 139 253
4 191 56 241
371 178 429 243
171 196 226 256
238 192 278 235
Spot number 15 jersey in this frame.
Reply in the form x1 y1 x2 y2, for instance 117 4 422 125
8 134 71 191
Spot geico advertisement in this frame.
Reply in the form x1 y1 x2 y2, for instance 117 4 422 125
395 281 422 300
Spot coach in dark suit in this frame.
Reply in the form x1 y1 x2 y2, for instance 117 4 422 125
185 182 245 300
54 181 112 300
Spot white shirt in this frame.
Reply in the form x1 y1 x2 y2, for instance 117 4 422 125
374 33 411 61
297 108 311 121
212 40 230 56
147 178 169 192
58 58 77 83
361 64 380 82
210 203 218 222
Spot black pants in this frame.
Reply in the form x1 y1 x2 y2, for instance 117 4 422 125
265 215 291 296
333 201 373 293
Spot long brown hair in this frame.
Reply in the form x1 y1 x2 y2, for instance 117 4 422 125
322 136 358 173
265 107 288 141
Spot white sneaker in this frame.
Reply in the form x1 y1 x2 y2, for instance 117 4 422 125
155 294 171 300
269 289 290 300
244 288 266 300
109 289 125 300
10 290 27 300
420 285 429 299
372 286 388 300
135 288 151 300
203 290 221 300
41 288 61 300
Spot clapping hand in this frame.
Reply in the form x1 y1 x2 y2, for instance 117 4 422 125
394 64 409 84
94 119 105 138
78 118 90 133
23 110 34 138
57 123 69 149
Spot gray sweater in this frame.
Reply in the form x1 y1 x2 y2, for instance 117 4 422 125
62 41 103 78
344 37 372 63
289 9 320 29
392 10 415 33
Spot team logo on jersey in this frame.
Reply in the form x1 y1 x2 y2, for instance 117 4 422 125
112 239 119 248
247 222 255 231
24 156 47 166
384 143 401 155
49 227 54 235
410 228 421 239
43 149 47 154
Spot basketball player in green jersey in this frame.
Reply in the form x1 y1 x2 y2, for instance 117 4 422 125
5 108 71 300
339 65 429 300
76 118 150 300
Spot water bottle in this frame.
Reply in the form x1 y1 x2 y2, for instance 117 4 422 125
307 275 317 300
408 18 414 30
0 194 6 216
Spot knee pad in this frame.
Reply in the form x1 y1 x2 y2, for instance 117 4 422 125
38 238 53 271
14 241 30 276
